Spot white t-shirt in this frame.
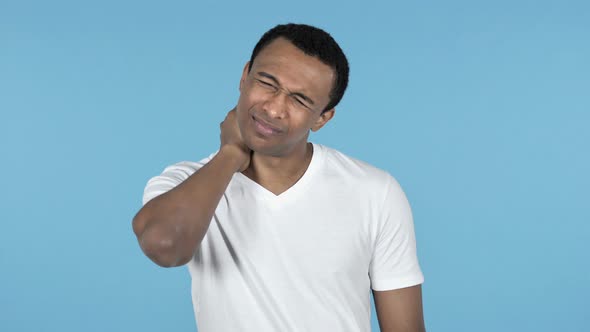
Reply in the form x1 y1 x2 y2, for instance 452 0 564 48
142 143 424 332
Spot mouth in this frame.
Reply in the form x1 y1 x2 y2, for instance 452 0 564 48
251 115 283 136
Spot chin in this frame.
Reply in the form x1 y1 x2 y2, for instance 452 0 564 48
245 139 284 157
248 138 308 159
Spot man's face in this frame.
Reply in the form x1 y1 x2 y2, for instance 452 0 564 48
236 38 336 156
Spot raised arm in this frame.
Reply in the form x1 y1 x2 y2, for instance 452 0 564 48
132 109 250 267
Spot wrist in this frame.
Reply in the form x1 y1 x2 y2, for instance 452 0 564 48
219 144 248 172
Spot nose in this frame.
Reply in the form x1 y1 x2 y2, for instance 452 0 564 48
261 91 288 119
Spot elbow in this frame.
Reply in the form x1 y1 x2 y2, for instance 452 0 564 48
134 218 192 268
132 212 147 239
141 236 189 268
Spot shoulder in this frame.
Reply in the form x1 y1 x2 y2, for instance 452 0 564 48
316 143 399 190
142 151 218 205
314 144 411 222
153 151 218 179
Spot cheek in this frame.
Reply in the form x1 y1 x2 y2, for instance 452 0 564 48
239 85 269 109
236 93 254 123
289 114 317 135
235 102 249 130
236 91 248 110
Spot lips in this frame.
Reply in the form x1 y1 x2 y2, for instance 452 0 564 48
251 115 283 136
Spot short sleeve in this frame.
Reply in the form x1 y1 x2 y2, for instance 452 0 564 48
369 176 424 291
142 153 216 206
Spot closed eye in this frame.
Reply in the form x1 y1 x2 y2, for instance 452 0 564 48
291 95 313 111
256 79 276 89
293 97 307 107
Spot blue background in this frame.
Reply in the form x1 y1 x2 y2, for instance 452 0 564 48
1 1 588 331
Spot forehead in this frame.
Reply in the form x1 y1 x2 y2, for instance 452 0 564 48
251 38 335 102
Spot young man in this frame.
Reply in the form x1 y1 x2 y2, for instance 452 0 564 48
133 23 425 331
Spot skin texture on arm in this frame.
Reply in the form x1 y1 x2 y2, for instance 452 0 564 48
373 285 426 332
132 109 250 268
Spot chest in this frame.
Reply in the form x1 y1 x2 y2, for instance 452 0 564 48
200 193 374 283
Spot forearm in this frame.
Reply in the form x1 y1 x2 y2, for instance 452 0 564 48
133 145 244 267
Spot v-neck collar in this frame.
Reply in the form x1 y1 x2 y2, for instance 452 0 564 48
234 142 324 206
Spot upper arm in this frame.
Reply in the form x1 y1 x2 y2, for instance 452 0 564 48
373 284 425 332
369 176 423 290
133 160 209 238
141 161 205 206
369 176 425 331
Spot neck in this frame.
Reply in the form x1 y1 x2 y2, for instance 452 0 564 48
242 142 313 194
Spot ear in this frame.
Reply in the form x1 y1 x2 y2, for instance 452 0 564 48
311 108 336 132
239 62 250 92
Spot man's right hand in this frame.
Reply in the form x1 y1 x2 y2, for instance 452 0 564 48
220 107 251 172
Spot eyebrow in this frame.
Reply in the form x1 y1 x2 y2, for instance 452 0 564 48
257 71 315 106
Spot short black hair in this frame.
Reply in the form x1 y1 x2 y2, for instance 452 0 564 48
248 23 349 113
